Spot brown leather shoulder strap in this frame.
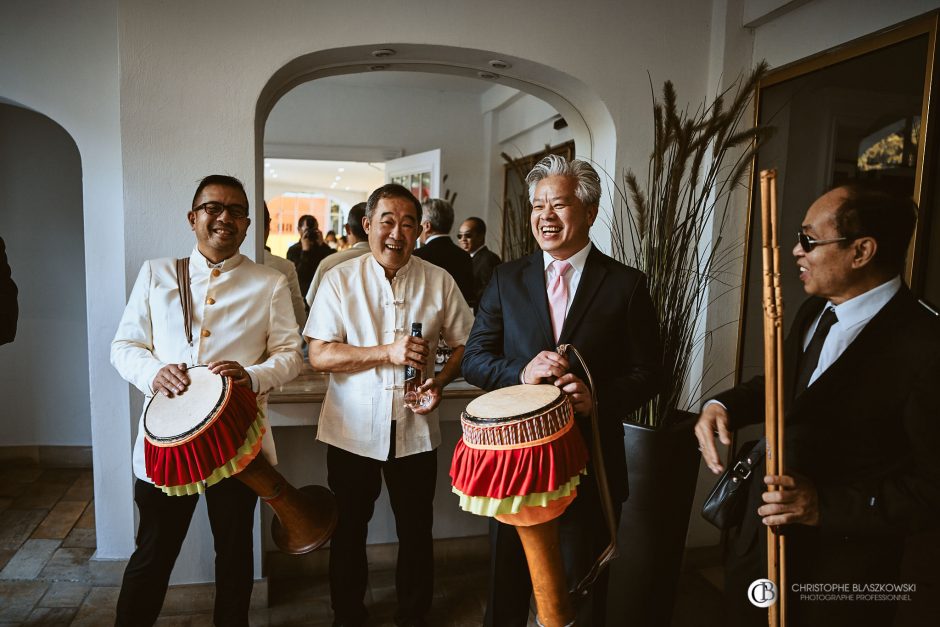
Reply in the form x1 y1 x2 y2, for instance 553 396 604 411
175 258 193 345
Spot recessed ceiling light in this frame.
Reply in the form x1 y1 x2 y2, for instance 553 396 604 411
338 167 345 173
272 174 278 179
371 48 396 58
489 59 510 70
335 176 341 181
330 182 337 188
264 161 271 167
345 187 350 191
478 71 499 80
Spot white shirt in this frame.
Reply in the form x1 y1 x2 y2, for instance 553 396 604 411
542 241 592 317
304 254 474 460
111 249 303 481
263 249 306 327
304 241 371 307
802 276 900 387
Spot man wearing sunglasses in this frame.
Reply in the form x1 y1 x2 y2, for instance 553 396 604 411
695 183 940 627
111 175 302 626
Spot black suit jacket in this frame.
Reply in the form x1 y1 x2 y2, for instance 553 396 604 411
470 246 501 310
462 246 662 503
716 287 940 625
414 236 474 305
0 237 17 345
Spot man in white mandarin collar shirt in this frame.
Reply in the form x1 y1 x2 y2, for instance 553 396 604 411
305 183 473 627
695 183 940 626
111 175 302 627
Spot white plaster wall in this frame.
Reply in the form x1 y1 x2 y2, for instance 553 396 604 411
264 77 486 229
0 105 90 446
0 0 132 559
751 0 940 68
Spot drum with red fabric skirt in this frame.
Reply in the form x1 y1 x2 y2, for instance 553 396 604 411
450 383 589 626
144 365 336 554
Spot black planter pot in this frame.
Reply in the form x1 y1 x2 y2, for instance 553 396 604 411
606 410 700 626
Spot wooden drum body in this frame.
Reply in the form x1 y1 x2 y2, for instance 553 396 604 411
143 365 336 554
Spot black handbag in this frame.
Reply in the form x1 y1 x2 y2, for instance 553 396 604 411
701 438 765 529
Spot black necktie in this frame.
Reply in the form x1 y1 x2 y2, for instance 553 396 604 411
794 306 838 396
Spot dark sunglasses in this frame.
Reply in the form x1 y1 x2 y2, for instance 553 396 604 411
193 202 250 220
456 232 474 239
797 231 848 253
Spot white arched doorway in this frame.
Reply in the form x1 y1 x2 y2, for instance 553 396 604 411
254 43 618 255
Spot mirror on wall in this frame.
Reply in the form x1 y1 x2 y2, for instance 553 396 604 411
736 15 939 383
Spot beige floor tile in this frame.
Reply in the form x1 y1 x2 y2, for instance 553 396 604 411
0 580 48 622
73 501 95 530
0 465 43 485
0 509 48 551
37 547 94 582
61 527 96 549
69 606 116 626
22 606 77 626
80 585 120 608
9 481 69 510
62 472 94 502
38 581 90 608
31 500 88 540
88 558 127 586
162 584 216 613
0 549 15 571
0 538 61 580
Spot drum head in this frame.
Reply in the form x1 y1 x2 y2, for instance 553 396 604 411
465 384 561 420
144 366 227 444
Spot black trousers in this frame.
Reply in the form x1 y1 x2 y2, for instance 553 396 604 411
115 477 258 627
483 473 619 627
327 438 437 626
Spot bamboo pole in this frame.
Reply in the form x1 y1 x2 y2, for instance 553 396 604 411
759 169 786 627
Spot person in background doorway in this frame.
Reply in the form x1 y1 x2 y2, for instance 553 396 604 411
305 202 371 308
287 214 335 297
457 216 501 312
262 204 306 328
414 198 473 306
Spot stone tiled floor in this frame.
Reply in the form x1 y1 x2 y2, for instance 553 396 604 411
0 461 722 626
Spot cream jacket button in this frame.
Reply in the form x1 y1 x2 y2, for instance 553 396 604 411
201 329 211 337
206 297 216 305
211 268 221 277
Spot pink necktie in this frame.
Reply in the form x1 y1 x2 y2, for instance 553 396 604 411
547 260 571 342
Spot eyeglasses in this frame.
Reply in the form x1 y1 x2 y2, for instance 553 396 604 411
193 202 250 220
797 231 848 253
456 232 474 240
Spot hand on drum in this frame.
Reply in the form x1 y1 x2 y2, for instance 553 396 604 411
521 351 570 384
152 363 190 397
554 372 593 416
387 334 429 370
208 360 252 388
411 377 443 414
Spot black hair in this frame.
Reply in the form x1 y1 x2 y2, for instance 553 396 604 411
347 202 368 240
834 182 917 275
365 184 422 223
192 175 248 209
463 216 486 236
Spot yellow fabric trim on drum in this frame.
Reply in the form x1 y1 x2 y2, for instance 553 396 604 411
461 413 574 451
157 411 265 496
452 471 584 517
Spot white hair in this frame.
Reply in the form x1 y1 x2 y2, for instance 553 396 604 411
525 154 601 206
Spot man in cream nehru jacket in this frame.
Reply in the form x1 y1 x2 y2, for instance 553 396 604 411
111 175 301 627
